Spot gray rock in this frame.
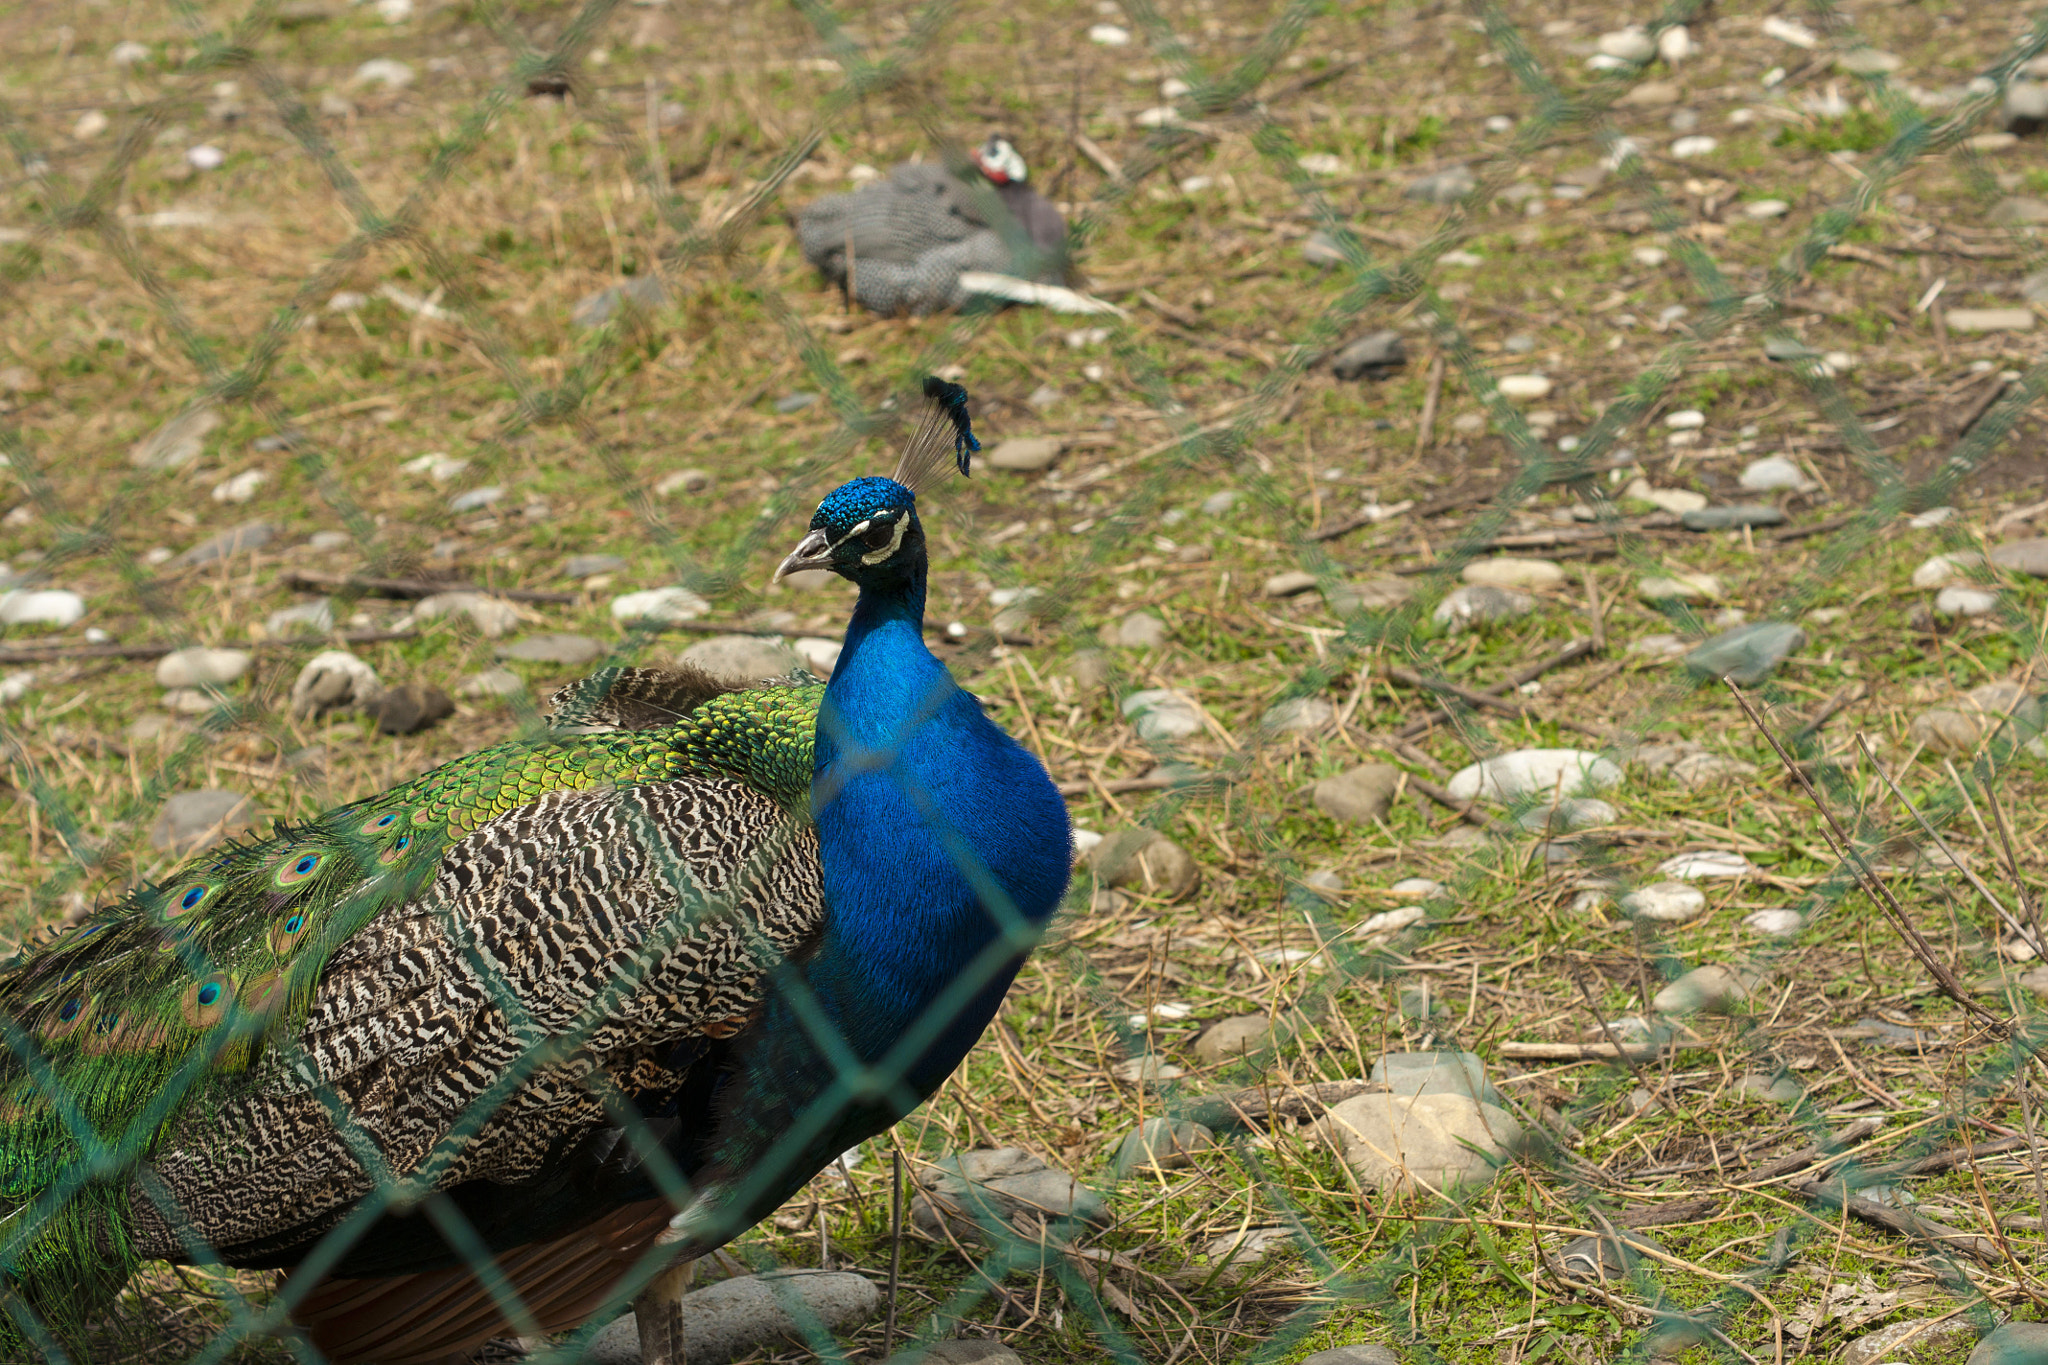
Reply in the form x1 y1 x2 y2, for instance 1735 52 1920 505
1302 1349 1399 1365
1405 165 1475 204
2025 271 2048 307
307 530 351 552
1371 1050 1500 1105
1970 1321 2048 1365
1463 556 1566 589
1432 583 1532 631
496 633 605 665
2007 80 2048 136
986 436 1065 472
1732 1072 1802 1103
1936 585 2000 618
458 667 523 699
415 591 519 639
126 713 187 743
1086 829 1198 900
1107 612 1168 649
1303 868 1345 899
1684 622 1804 684
1992 197 2048 227
266 598 333 634
448 486 504 514
1839 1318 1973 1365
366 683 454 735
564 553 627 579
1911 706 1997 756
1314 763 1402 823
0 590 85 628
571 274 669 328
1679 504 1787 531
174 520 274 566
655 468 713 496
1621 881 1706 923
1194 1013 1282 1066
1301 229 1350 267
1025 383 1063 411
1263 697 1333 733
1264 570 1318 598
773 391 819 414
1668 752 1759 787
1200 490 1238 515
1739 456 1810 492
1446 749 1620 803
900 1342 1025 1365
1331 330 1406 381
1652 963 1756 1015
1121 688 1201 740
1516 797 1616 832
155 647 252 689
1114 1117 1216 1174
130 404 221 470
161 688 223 715
585 1270 880 1365
676 634 801 685
1323 1091 1522 1195
1325 576 1413 614
1991 537 2048 577
289 649 382 717
911 1149 1106 1247
1070 649 1112 693
1745 908 1803 936
150 789 258 854
1202 1225 1297 1280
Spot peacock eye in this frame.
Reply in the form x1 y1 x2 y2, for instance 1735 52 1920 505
860 521 896 551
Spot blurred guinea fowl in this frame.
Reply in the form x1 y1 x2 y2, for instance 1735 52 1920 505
796 135 1068 316
0 379 1072 1363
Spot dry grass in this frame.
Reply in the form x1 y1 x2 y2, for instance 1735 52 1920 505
5 0 2048 1361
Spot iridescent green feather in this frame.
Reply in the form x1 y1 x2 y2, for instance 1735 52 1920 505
0 671 823 1350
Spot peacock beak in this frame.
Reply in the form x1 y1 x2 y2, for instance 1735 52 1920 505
773 530 834 582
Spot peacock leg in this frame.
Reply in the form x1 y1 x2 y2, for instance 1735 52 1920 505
635 1259 694 1365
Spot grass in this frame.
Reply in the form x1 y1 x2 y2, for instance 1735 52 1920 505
5 0 2048 1362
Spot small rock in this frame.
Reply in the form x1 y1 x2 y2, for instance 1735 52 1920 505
1516 797 1616 833
126 713 185 743
584 1270 881 1365
1990 537 2048 577
161 688 222 715
1446 749 1621 803
1314 763 1402 824
1121 688 1202 741
1325 577 1412 613
1112 1054 1186 1084
1354 906 1426 941
1657 850 1755 879
1264 570 1318 598
0 590 85 628
1303 869 1345 900
154 647 252 689
1935 585 2000 618
1665 410 1706 431
1739 456 1810 491
612 586 711 626
1744 908 1803 936
1114 1118 1216 1174
1652 963 1755 1014
1596 26 1654 63
351 57 413 87
150 789 258 854
1107 612 1168 649
1945 308 2034 333
211 469 268 504
1913 551 1986 588
899 1343 1024 1365
365 683 454 735
267 599 333 635
1201 1225 1299 1281
1370 1051 1500 1104
1263 697 1334 733
1086 829 1198 901
496 633 605 666
1969 1321 2048 1365
792 637 841 678
1670 135 1717 158
1621 881 1707 923
1195 1014 1280 1066
307 530 351 552
986 436 1065 472
1461 556 1565 589
1992 197 2048 227
1638 571 1721 602
1302 1348 1399 1365
1669 752 1759 787
655 468 713 496
911 1149 1106 1247
1684 621 1803 685
1732 1073 1802 1103
130 405 221 471
1200 490 1239 515
571 275 669 328
1624 478 1709 515
1390 877 1445 900
448 486 504 514
1680 504 1787 531
289 650 383 717
1838 1318 1973 1365
1496 374 1553 400
458 668 523 699
1300 230 1348 267
676 635 802 685
1405 165 1475 204
173 520 274 567
1330 331 1406 381
1432 583 1533 631
1070 650 1112 693
564 553 627 579
415 591 519 639
1323 1091 1521 1196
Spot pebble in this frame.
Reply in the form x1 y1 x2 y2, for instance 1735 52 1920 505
1086 828 1198 900
1404 165 1475 204
1264 570 1318 598
1195 1014 1282 1066
126 713 185 743
1969 1322 2048 1365
1680 504 1786 531
1108 612 1168 649
174 520 274 567
1325 576 1412 614
1658 850 1755 880
1353 905 1426 941
0 590 85 628
1445 748 1621 803
1837 1319 1973 1365
1495 374 1552 400
1122 688 1202 741
109 39 150 66
655 468 712 496
496 633 605 665
1739 455 1810 491
161 688 222 715
1912 551 1985 588
1330 331 1406 381
1200 490 1239 515
1302 1349 1398 1365
1908 506 1958 529
458 667 523 699
1652 963 1755 1014
1300 230 1348 268
1114 1118 1216 1174
1744 908 1804 936
1669 752 1759 787
1263 697 1334 733
267 599 333 635
1632 245 1670 266
563 553 627 579
1992 197 2048 227
1637 571 1720 602
772 391 819 415
675 635 800 685
1460 556 1565 589
1390 877 1446 900
401 452 469 483
415 591 519 639
1665 409 1705 431
1683 621 1803 684
351 57 413 87
1935 585 2000 618
1596 26 1654 63
1742 199 1789 220
289 650 382 717
1731 1072 1803 1104
1323 1090 1521 1195
1314 762 1402 824
1432 583 1533 631
1112 1054 1185 1085
1670 135 1717 158
150 789 258 854
1621 881 1706 923
448 486 504 514
571 275 668 327
1088 22 1131 44
1302 869 1345 900
366 683 454 735
1202 1225 1299 1281
307 530 351 552
1990 537 2048 577
611 586 711 626
212 469 267 503
912 1149 1107 1248
1624 478 1707 514
792 636 841 678
155 647 252 689
2008 81 2048 137
130 405 221 471
1945 308 2034 333
986 436 1065 472
900 1342 1025 1365
585 1270 881 1365
1297 152 1346 177
1516 797 1616 833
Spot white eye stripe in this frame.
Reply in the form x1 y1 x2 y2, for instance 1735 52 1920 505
846 519 872 538
858 517 910 564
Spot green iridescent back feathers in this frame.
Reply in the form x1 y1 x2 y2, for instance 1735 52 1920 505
0 667 822 1347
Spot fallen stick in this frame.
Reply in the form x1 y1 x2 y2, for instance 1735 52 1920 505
1392 637 1598 740
1794 1176 2004 1265
282 569 580 605
0 630 418 666
1497 1041 1663 1063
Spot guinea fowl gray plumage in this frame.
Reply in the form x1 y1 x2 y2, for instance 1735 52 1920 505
795 136 1067 316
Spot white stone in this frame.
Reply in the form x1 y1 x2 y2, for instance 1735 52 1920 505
1497 374 1553 400
1624 477 1708 514
1633 245 1669 267
110 40 150 66
1658 849 1755 879
1323 1092 1522 1196
289 650 382 717
401 452 469 483
1935 585 2000 618
415 591 520 638
1638 571 1720 602
1908 507 1957 529
1088 22 1131 44
1440 249 1483 267
1657 25 1694 63
1121 689 1203 741
1518 797 1617 832
211 469 268 503
1445 749 1621 803
1745 908 1804 936
1461 556 1566 589
1669 753 1760 787
1390 877 1447 900
1671 135 1717 158
1743 199 1790 219
793 636 841 678
1945 308 2034 333
1761 15 1818 48
1297 152 1346 177
1912 551 1985 588
1653 963 1756 1014
0 590 84 628
611 586 710 625
1353 906 1426 940
1665 409 1705 430
0 670 33 703
1596 27 1654 63
1621 880 1706 922
1740 455 1810 491
1263 697 1334 733
351 58 414 87
154 647 252 689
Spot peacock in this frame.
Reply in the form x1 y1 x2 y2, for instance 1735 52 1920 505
0 377 1073 1362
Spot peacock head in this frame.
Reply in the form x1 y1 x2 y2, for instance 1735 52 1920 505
972 135 1028 185
775 377 980 588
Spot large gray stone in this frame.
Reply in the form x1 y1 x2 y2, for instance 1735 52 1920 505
585 1269 879 1365
676 634 801 685
1370 1051 1500 1105
289 650 382 717
130 404 221 471
496 633 605 665
1969 1322 2048 1365
1331 330 1406 381
1114 1118 1216 1174
1086 829 1198 900
1406 165 1475 204
911 1148 1106 1247
986 436 1065 472
1652 963 1757 1015
1839 1318 1973 1365
1194 1013 1283 1066
1445 749 1620 803
1432 583 1532 631
1314 763 1402 823
1302 1349 1399 1365
1684 621 1803 685
1107 612 1169 649
150 789 258 854
1323 1091 1522 1195
1991 537 2048 578
174 520 274 567
154 647 251 689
